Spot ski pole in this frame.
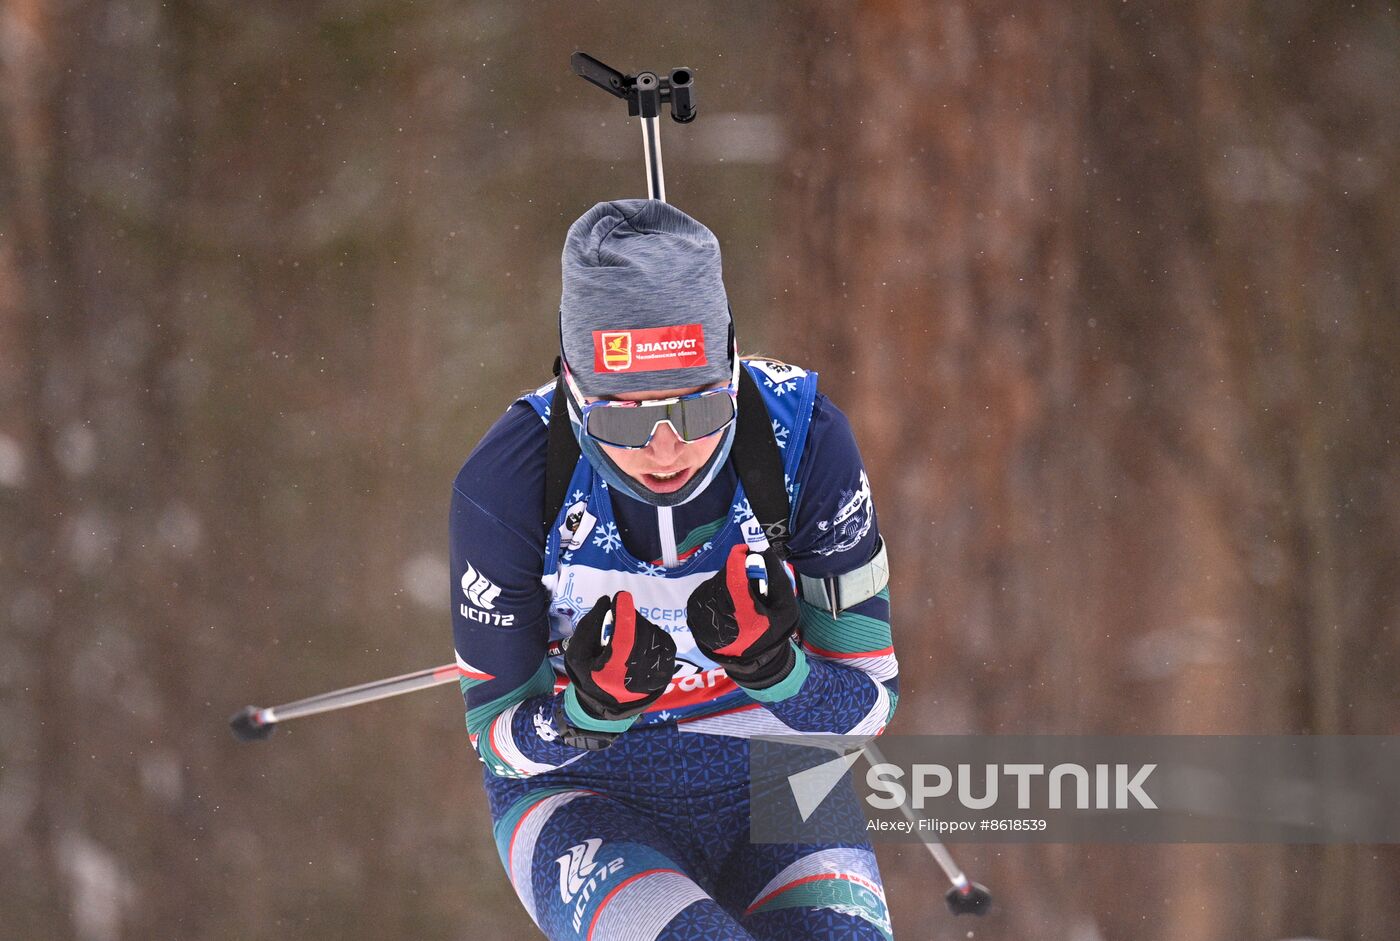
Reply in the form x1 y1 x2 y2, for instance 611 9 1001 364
861 740 993 916
229 663 462 742
230 639 575 742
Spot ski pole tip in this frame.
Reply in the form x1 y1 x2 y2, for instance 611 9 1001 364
229 705 276 743
944 881 992 916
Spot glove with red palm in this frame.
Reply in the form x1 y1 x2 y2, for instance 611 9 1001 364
561 592 676 743
686 544 800 689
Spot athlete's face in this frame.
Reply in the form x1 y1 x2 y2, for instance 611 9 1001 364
591 384 726 495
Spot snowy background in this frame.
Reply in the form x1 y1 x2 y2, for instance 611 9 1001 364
2 2 1397 939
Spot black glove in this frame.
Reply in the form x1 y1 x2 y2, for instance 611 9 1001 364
686 544 799 689
564 592 676 725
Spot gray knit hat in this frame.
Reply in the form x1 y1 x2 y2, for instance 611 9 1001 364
560 199 733 396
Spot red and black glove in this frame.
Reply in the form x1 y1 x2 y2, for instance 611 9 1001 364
686 544 799 689
564 592 677 725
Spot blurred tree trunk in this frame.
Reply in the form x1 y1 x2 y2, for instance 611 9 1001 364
776 2 1399 939
2 0 207 936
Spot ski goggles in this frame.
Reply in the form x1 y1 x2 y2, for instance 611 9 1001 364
562 355 739 450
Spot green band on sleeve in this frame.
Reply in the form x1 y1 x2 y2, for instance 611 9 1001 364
563 685 638 734
797 589 892 656
739 645 810 703
465 659 556 739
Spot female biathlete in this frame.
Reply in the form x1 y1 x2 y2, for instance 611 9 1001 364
450 199 898 940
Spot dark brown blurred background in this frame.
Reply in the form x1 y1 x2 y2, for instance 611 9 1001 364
2 2 1396 939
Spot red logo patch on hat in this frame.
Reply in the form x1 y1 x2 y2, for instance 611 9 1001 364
599 331 632 371
593 324 708 374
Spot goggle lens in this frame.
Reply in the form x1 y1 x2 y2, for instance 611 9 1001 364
584 391 736 449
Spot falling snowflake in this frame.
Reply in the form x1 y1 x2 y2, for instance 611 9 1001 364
592 521 622 552
570 489 585 504
771 420 790 449
731 498 753 524
634 560 665 576
784 473 796 498
656 710 673 722
772 379 798 396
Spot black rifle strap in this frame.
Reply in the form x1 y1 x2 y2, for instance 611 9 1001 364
543 369 582 534
733 365 793 557
540 362 792 558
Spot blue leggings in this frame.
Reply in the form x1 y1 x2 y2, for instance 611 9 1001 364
484 725 891 941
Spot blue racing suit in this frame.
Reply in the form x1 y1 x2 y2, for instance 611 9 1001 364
451 359 899 940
